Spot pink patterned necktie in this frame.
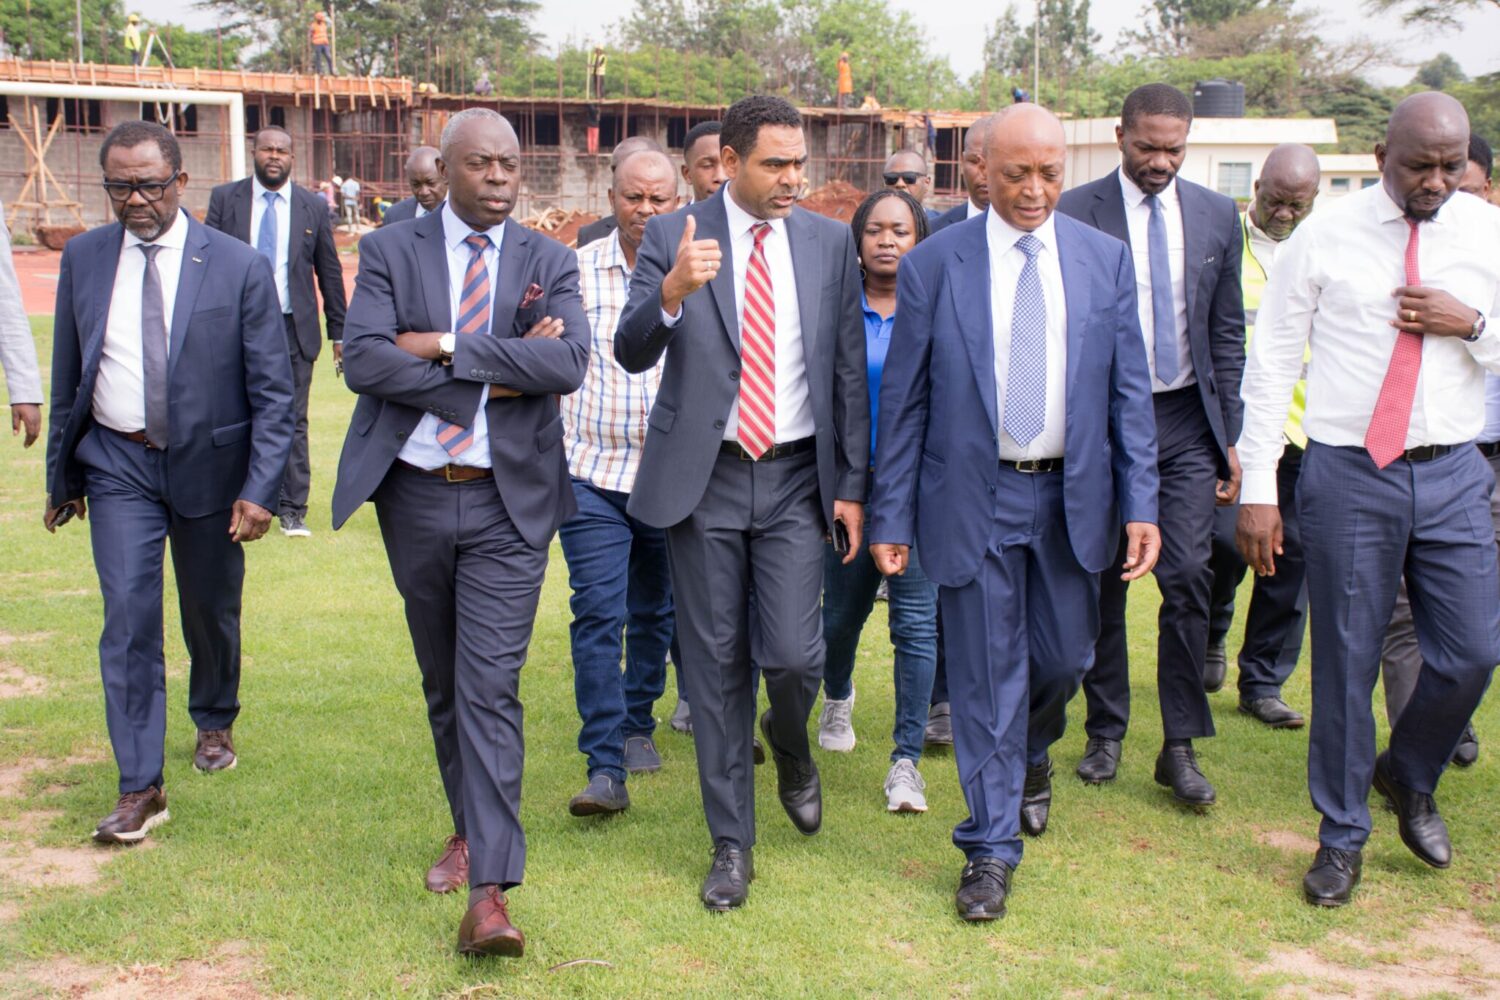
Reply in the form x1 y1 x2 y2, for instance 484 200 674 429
1364 219 1423 469
435 233 491 458
737 222 776 458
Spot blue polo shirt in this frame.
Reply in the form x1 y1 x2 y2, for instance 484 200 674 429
863 291 894 465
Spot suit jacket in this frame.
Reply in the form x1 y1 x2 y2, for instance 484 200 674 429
204 178 348 360
576 215 618 249
331 210 589 548
382 197 419 225
867 212 1160 587
46 216 295 516
614 188 868 531
0 204 42 404
1056 172 1245 474
929 201 970 234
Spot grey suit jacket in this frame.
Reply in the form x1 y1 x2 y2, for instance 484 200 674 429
1056 172 1245 475
0 207 41 404
614 187 868 531
382 197 419 225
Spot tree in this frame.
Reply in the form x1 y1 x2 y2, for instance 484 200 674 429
1363 0 1500 29
1414 52 1467 88
1127 0 1292 54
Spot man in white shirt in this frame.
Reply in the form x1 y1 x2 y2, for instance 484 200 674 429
1237 92 1500 907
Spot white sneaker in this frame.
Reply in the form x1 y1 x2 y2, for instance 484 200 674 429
817 688 856 752
885 758 927 813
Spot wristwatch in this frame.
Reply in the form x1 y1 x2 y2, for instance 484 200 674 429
1466 311 1487 343
438 332 456 363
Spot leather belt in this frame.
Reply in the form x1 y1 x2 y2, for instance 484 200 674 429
398 460 493 482
117 429 164 450
1003 457 1063 474
1398 444 1456 463
720 436 815 461
1477 441 1500 459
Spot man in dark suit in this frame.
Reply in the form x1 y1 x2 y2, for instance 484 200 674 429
870 104 1159 921
930 114 994 234
332 108 587 957
1057 83 1245 807
577 136 668 248
205 126 347 538
382 145 446 225
45 120 293 843
615 95 868 911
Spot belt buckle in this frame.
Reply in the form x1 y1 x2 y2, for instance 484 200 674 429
1014 459 1042 474
444 464 460 483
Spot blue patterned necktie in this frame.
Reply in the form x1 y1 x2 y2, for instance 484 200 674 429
257 190 279 268
1003 233 1047 446
1146 193 1179 384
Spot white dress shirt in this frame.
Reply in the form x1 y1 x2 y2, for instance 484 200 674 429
662 190 814 443
966 198 984 219
987 208 1068 460
93 209 189 433
415 203 430 219
250 176 293 314
1119 168 1193 392
1237 184 1500 505
396 202 506 469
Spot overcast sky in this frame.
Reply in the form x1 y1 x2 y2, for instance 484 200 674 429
152 0 1500 87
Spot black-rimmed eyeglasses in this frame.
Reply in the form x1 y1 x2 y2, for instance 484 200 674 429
102 173 181 202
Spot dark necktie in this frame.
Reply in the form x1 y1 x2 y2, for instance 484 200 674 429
1147 193 1179 384
139 243 169 449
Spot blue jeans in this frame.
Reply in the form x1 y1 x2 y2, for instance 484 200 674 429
821 541 938 761
558 480 673 783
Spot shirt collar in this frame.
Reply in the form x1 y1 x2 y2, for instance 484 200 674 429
986 205 1058 258
722 186 786 242
592 227 630 277
1369 180 1462 230
252 175 288 204
123 209 191 251
1118 165 1177 210
442 201 506 255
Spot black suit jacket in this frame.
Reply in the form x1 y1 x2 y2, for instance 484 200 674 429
204 178 348 360
1056 172 1245 474
382 197 418 225
929 201 971 234
576 215 618 249
331 211 589 547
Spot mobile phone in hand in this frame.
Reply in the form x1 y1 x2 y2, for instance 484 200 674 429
832 518 850 555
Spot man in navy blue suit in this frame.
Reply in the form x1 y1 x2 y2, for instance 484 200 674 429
930 114 994 234
868 103 1160 921
1057 84 1245 806
45 120 293 844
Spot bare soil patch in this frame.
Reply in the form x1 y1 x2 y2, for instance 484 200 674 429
5 941 265 999
0 664 46 699
1255 829 1321 855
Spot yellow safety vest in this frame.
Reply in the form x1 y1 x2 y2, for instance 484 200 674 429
124 24 141 52
1242 214 1307 449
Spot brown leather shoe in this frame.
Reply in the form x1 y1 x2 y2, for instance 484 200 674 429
193 727 237 773
93 786 169 844
457 885 525 957
426 835 469 894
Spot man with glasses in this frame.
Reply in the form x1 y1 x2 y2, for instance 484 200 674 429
882 148 939 221
44 120 293 844
206 127 347 539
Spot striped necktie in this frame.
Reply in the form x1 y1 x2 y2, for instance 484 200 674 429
737 222 776 458
1364 219 1424 469
435 233 492 458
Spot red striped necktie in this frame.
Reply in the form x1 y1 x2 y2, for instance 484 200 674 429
737 222 776 459
435 233 492 458
1364 219 1422 469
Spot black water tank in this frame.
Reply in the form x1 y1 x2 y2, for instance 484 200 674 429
1193 79 1245 118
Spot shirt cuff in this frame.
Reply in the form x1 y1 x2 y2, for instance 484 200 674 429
660 305 683 327
1239 468 1279 507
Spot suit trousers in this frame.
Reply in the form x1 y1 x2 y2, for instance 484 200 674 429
1086 386 1219 741
665 449 824 850
1300 442 1499 851
942 467 1099 866
1380 448 1500 727
78 426 245 793
1206 446 1308 700
373 464 547 888
278 315 315 519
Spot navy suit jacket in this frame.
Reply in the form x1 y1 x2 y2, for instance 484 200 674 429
929 201 970 234
1056 173 1245 475
576 215 618 250
868 212 1160 587
331 210 589 548
46 216 295 516
381 197 419 226
614 187 868 531
204 178 347 360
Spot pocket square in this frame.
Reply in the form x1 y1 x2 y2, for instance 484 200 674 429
520 282 545 309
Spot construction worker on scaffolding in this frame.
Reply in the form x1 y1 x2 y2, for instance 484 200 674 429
310 11 333 75
124 14 143 66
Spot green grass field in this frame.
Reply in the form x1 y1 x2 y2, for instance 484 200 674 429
2 317 1497 998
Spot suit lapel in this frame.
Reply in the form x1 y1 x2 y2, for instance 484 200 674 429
168 218 210 375
235 178 253 243
1091 178 1130 245
413 212 451 331
1055 218 1092 396
950 221 998 435
1178 182 1205 328
698 194 740 349
491 223 531 338
786 209 820 383
85 225 124 367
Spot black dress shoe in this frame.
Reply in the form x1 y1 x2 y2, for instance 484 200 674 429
1372 751 1451 868
1076 736 1120 784
1238 695 1305 729
759 710 821 835
955 857 1012 921
1452 723 1479 768
1019 759 1053 837
1203 638 1228 693
1154 742 1216 808
1303 846 1362 907
701 843 753 911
